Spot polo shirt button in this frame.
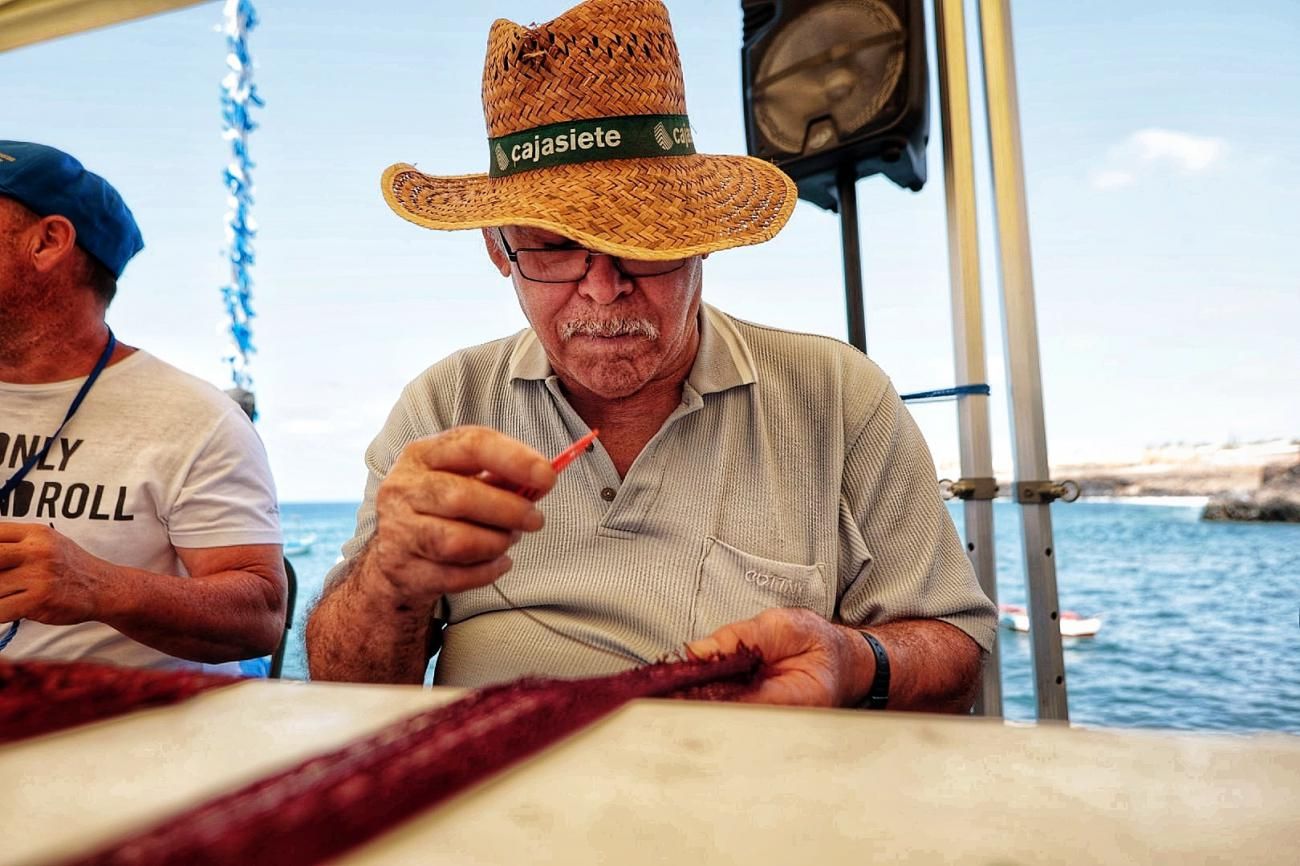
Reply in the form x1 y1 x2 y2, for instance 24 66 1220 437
600 487 616 501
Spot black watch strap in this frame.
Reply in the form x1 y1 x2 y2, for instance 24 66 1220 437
857 630 890 710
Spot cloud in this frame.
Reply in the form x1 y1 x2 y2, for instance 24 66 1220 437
1130 129 1227 172
1089 128 1227 190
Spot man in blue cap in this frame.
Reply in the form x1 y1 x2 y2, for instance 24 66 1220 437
0 141 287 672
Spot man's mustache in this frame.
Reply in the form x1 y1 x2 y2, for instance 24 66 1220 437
559 317 660 341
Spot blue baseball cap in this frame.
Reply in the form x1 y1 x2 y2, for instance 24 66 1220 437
0 141 144 278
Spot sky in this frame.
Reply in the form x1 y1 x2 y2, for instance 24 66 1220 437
3 0 1297 502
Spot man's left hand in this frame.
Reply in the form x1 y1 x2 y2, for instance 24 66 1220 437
685 607 871 708
0 523 103 626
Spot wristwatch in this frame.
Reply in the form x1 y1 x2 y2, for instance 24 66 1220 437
857 631 890 710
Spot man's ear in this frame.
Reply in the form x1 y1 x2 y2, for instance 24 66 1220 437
482 227 512 278
29 215 79 274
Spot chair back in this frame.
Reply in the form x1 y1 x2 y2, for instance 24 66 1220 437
268 556 298 679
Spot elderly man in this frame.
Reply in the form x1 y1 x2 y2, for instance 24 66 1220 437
0 141 285 671
307 0 996 710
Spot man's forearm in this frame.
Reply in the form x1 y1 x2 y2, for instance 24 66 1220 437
849 619 983 713
305 542 438 684
95 566 282 663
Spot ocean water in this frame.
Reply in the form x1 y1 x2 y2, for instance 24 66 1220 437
278 500 1300 733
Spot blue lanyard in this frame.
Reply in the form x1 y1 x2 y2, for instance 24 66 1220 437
1 329 116 499
0 328 117 651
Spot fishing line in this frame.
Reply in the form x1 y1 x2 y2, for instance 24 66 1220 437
479 428 645 664
489 582 646 665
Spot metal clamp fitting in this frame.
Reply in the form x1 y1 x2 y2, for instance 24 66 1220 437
938 477 999 501
1013 479 1080 504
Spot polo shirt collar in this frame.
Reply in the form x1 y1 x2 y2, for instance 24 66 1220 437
506 327 552 382
506 303 756 396
689 304 757 395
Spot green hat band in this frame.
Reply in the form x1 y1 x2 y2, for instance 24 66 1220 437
488 114 695 178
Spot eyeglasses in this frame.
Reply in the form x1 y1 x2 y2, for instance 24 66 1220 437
497 229 688 283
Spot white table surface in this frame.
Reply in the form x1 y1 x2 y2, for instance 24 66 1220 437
2 679 1298 865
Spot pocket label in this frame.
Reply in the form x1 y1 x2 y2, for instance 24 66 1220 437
691 536 828 640
743 568 802 598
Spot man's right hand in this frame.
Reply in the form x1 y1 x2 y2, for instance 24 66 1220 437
363 426 556 610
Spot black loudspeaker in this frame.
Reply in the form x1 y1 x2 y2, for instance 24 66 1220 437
741 0 930 209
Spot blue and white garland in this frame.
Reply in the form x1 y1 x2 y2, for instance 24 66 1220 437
219 0 263 391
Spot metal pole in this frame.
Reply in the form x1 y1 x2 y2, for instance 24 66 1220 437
836 169 868 354
976 0 1068 721
935 0 1001 718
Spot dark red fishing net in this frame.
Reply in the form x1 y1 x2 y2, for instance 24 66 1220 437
52 648 765 866
0 658 239 745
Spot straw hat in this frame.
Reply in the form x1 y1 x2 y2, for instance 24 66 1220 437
381 0 797 261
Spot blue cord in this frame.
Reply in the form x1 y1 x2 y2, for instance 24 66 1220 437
900 384 991 403
0 330 116 654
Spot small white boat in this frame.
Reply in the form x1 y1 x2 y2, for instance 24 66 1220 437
999 603 1102 637
283 532 317 557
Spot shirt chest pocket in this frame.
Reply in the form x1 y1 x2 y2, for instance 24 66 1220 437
690 536 830 640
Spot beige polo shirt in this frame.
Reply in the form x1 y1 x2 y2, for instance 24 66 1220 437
327 304 996 686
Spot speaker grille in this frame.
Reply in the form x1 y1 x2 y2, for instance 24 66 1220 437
752 0 905 156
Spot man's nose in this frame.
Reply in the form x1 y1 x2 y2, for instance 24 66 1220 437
576 254 633 305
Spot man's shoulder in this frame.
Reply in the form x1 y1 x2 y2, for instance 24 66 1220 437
109 351 246 423
718 310 891 394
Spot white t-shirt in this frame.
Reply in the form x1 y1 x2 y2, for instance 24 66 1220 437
0 350 282 670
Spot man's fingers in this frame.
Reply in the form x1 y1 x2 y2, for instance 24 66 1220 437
726 678 796 705
684 636 719 659
427 556 514 596
737 671 830 707
370 546 514 606
392 472 545 532
0 523 36 543
684 608 832 666
0 591 28 623
410 514 517 565
379 498 533 566
407 427 555 494
684 624 750 660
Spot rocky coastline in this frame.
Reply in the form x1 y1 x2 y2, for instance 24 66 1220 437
944 441 1300 524
1199 462 1300 523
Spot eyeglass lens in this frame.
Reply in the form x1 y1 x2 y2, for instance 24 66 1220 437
514 248 685 282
